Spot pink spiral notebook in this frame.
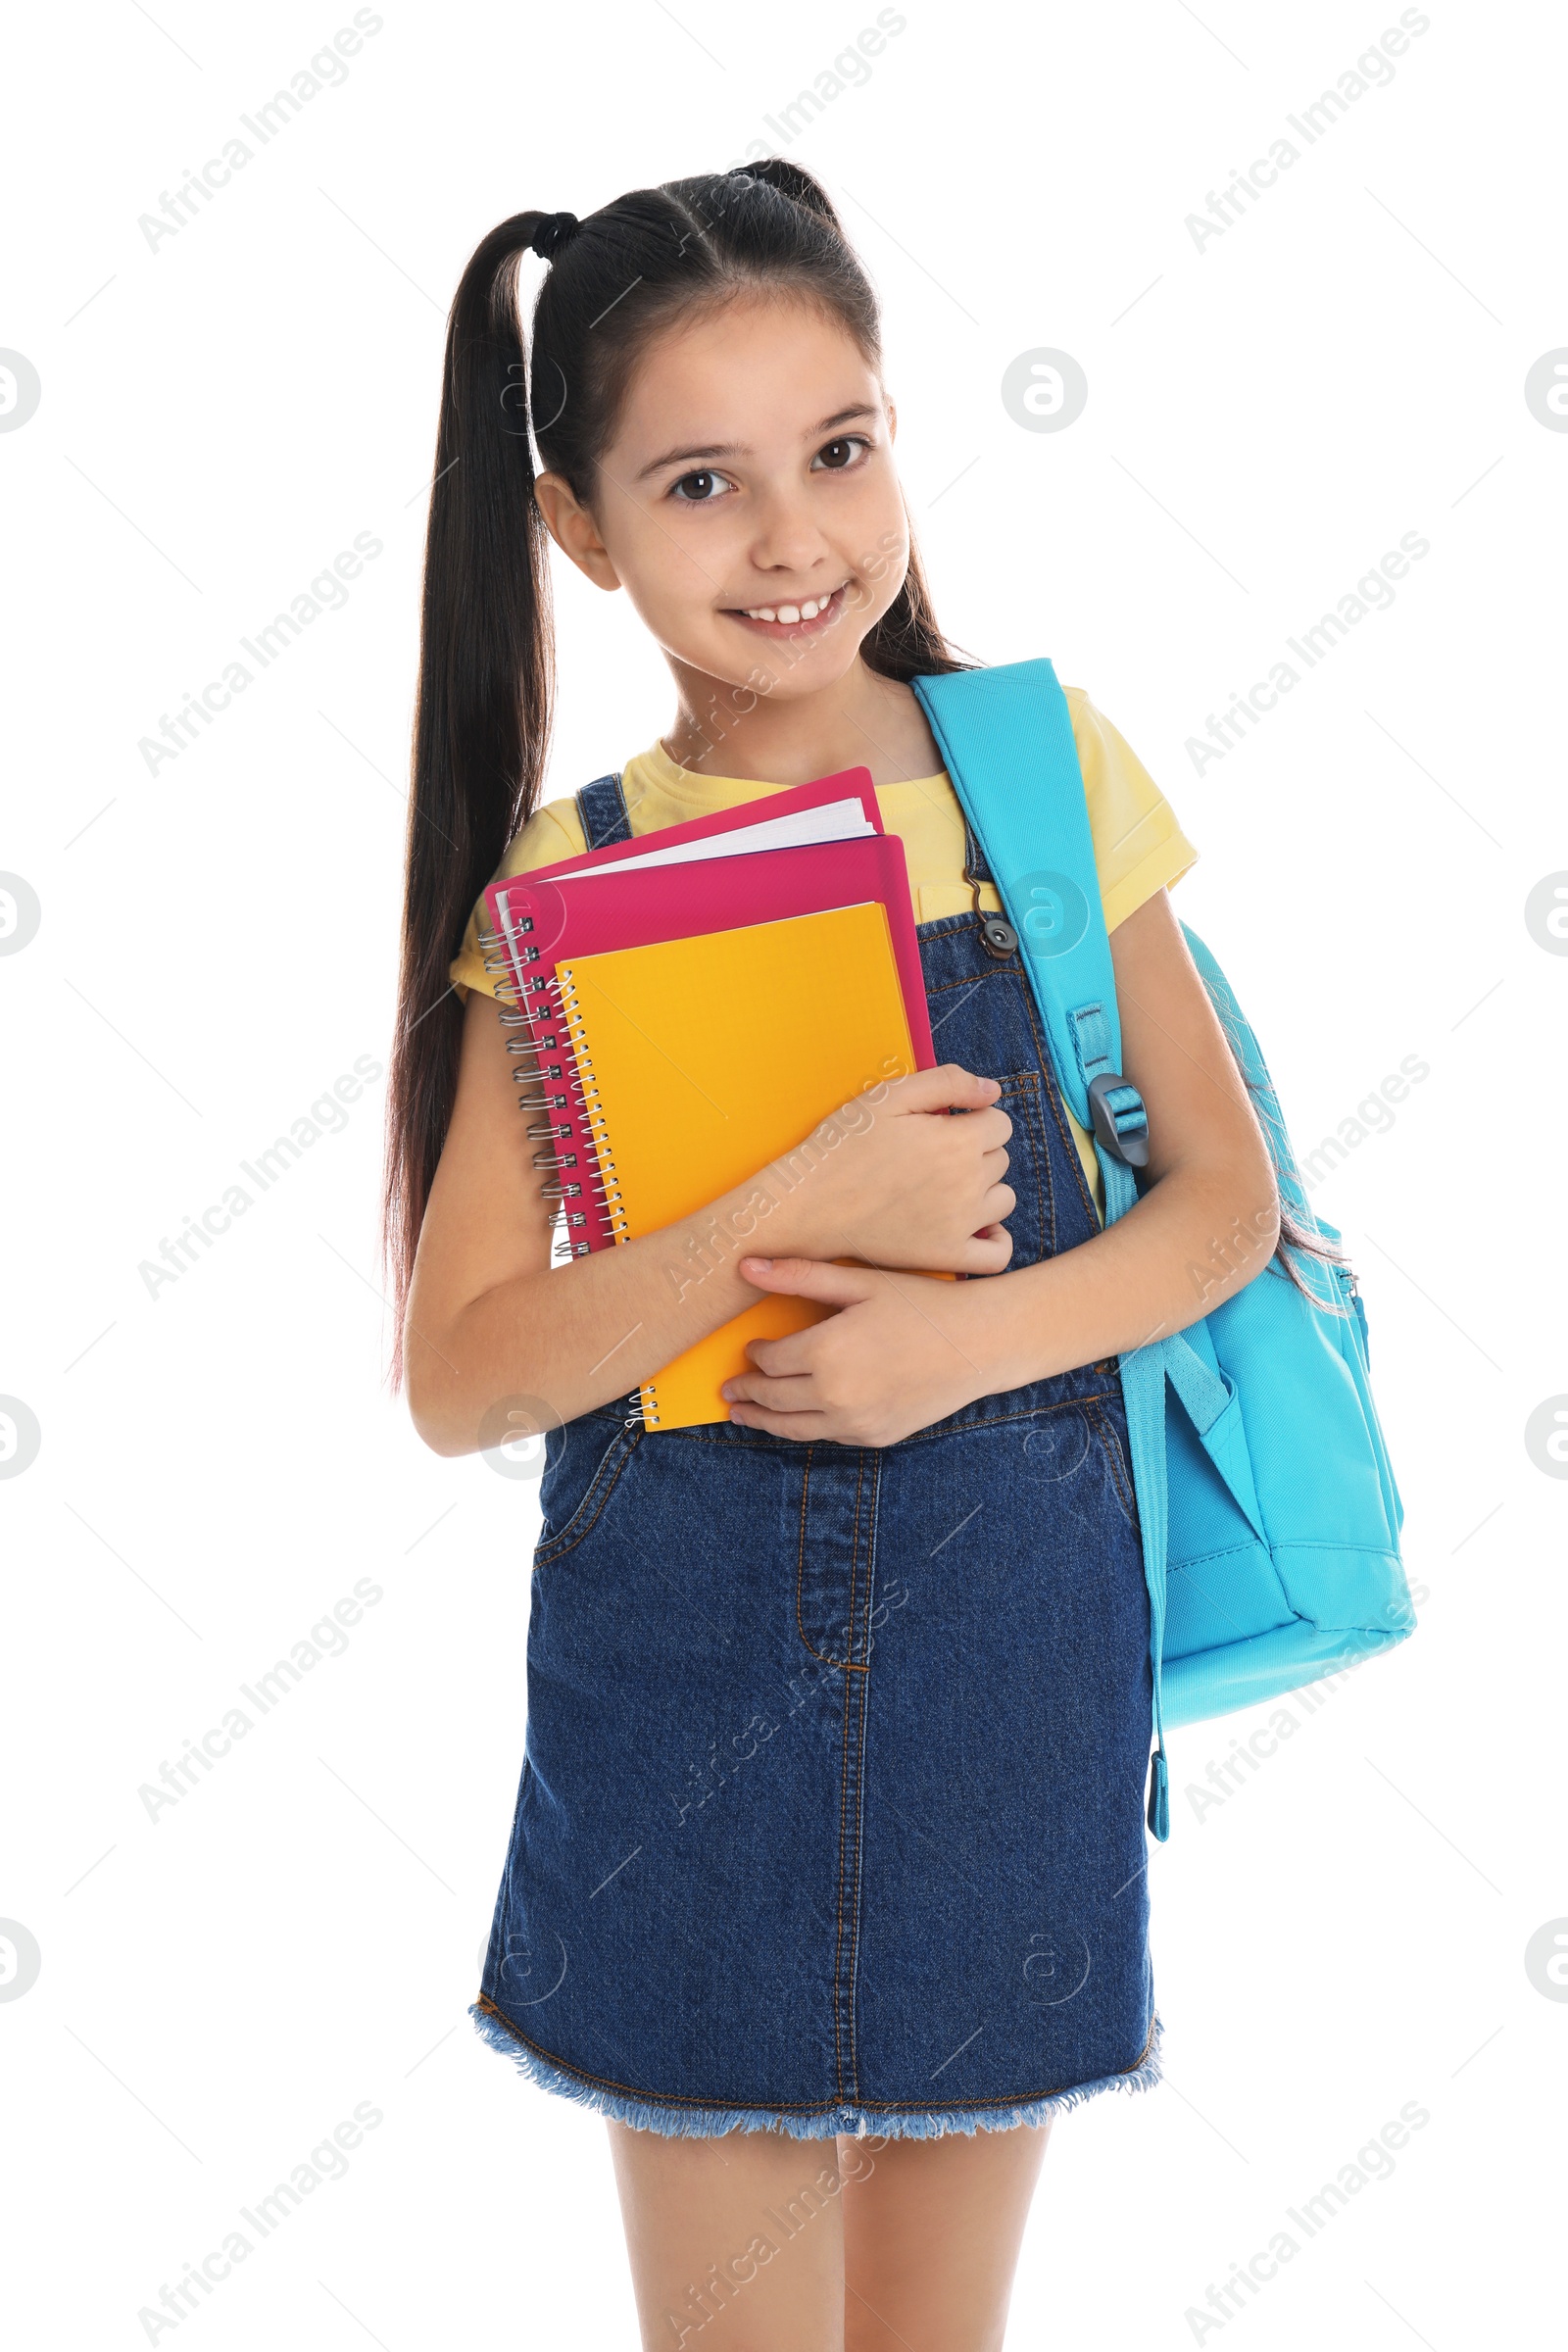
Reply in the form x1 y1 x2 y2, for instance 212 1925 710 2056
529 765 884 882
479 776 934 1259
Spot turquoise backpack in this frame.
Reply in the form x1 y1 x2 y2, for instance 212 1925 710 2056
911 659 1415 1840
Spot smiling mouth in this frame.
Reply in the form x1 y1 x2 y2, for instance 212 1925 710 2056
723 581 851 636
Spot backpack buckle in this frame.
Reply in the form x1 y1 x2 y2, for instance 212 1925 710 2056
1088 1073 1150 1167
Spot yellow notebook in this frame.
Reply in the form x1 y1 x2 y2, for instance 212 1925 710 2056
555 902 920 1429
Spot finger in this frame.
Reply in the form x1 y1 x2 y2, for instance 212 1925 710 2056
957 1227 1013 1274
742 1327 822 1376
738 1255 875 1305
963 1104 1013 1150
722 1370 822 1411
882 1063 1003 1116
725 1401 830 1441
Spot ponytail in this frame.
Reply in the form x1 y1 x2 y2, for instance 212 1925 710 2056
382 215 558 1381
383 170 975 1380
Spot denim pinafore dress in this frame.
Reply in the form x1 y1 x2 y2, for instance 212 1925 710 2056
471 774 1161 2142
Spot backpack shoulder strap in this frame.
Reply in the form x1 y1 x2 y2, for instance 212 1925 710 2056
911 657 1170 1838
910 659 1148 1187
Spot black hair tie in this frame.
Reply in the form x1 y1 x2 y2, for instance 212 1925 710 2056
529 211 581 262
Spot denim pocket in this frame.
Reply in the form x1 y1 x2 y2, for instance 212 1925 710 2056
1086 1401 1141 1536
534 1415 639 1565
1022 1405 1092 1480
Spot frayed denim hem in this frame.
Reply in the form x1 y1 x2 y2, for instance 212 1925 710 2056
470 1995 1163 2143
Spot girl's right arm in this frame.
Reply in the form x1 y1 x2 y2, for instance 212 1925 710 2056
404 987 1015 1454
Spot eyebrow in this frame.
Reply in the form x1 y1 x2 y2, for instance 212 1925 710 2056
634 405 881 482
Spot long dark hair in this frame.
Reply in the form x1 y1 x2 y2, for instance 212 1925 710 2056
382 161 972 1377
383 159 1333 1379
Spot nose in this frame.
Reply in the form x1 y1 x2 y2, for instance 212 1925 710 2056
745 482 835 581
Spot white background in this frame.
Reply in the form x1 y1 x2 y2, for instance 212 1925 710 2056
3 0 1564 2344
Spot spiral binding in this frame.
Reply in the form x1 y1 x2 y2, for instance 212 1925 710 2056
482 903 659 1430
625 1384 658 1429
545 960 657 1423
631 1382 661 1427
478 913 593 1260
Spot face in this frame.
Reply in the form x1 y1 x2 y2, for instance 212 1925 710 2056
535 295 907 704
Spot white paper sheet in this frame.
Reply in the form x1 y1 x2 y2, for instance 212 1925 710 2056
555 796 876 879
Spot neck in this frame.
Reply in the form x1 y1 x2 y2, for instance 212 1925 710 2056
660 653 943 788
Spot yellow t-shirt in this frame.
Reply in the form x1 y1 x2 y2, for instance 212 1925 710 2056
450 685 1198 1212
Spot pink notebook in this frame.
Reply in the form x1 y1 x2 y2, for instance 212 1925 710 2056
530 765 883 883
480 787 931 1260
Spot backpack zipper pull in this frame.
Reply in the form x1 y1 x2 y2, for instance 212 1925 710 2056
1147 1745 1169 1840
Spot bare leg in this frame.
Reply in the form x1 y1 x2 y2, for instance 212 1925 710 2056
837 2122 1053 2352
608 2120 849 2351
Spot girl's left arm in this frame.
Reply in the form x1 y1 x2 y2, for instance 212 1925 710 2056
722 888 1281 1445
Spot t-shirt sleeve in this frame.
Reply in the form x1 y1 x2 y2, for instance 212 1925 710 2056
1069 688 1199 934
447 799 588 1001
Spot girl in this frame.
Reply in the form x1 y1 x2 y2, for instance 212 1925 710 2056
387 162 1279 2351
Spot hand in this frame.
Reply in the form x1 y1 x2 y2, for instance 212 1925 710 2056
760 1064 1015 1276
720 1256 995 1446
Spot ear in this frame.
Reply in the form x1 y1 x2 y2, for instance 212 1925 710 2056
886 395 897 441
533 471 622 593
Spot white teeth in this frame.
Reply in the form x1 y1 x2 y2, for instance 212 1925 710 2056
740 584 844 622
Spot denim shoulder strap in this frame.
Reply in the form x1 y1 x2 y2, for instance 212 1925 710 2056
575 771 632 849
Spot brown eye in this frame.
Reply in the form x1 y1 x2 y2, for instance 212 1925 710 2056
812 435 871 472
670 469 725 503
